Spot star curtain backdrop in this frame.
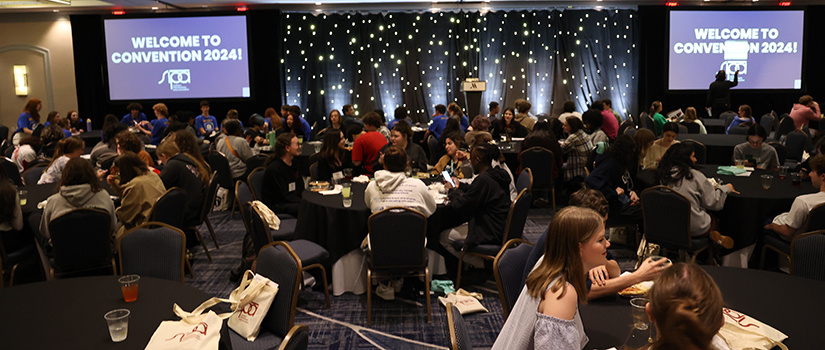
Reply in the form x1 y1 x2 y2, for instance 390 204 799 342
280 9 639 127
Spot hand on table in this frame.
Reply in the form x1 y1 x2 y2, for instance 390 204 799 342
589 265 611 287
726 183 740 194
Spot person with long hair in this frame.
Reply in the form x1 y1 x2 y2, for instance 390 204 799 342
264 107 282 132
277 113 305 139
561 117 593 182
316 130 352 181
262 133 304 216
432 132 469 179
657 143 736 246
44 111 60 127
643 262 728 350
493 206 608 349
650 101 667 136
313 109 344 141
67 110 84 134
726 104 755 134
170 130 209 173
91 114 125 169
585 135 642 223
633 128 656 170
38 125 66 160
39 158 116 240
681 107 707 134
373 120 428 172
447 102 470 131
521 121 564 180
37 137 84 185
14 98 42 143
157 140 207 229
108 151 166 239
643 122 681 170
492 107 529 140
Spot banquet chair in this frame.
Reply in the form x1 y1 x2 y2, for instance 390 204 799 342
760 203 825 271
231 241 309 350
728 124 751 135
366 207 431 324
428 135 439 164
640 112 655 132
247 166 267 200
516 167 533 194
493 238 534 319
677 124 688 134
206 150 236 216
760 113 776 135
22 163 47 186
235 181 255 233
117 222 186 283
681 139 707 164
790 230 825 281
618 120 635 136
768 142 788 165
245 154 268 174
456 189 532 288
771 110 780 122
722 112 737 129
0 230 39 287
445 302 473 350
250 204 329 308
1 157 22 186
775 116 794 141
640 186 710 263
185 172 220 262
784 130 811 164
309 162 319 181
624 126 637 137
149 187 187 229
519 147 555 211
46 208 115 279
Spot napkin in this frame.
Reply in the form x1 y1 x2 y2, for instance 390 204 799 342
717 166 746 176
352 175 370 183
319 185 343 195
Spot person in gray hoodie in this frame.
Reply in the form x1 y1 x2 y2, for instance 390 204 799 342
40 158 116 241
364 146 436 217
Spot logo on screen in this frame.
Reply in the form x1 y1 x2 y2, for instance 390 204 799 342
720 61 747 79
158 69 191 92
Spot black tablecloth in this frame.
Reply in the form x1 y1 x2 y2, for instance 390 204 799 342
703 118 727 134
499 141 522 174
79 130 102 148
678 134 744 165
580 266 825 349
698 165 816 250
293 182 371 263
0 276 227 349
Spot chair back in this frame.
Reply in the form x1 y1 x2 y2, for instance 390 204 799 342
516 168 533 194
427 135 439 164
775 115 794 141
235 181 255 232
641 186 693 250
802 203 825 232
677 124 688 134
117 222 185 282
446 302 473 350
22 163 47 186
640 112 654 131
249 204 275 253
368 207 428 270
493 239 534 319
722 112 737 128
501 189 533 243
247 166 267 200
680 122 700 134
681 139 707 164
245 154 268 173
150 187 187 228
48 208 114 278
255 242 302 337
768 142 788 165
1 157 22 186
624 127 637 137
618 120 634 136
760 113 775 133
519 147 554 190
309 162 320 181
729 124 750 135
790 230 825 281
194 172 219 226
784 130 809 162
206 151 233 189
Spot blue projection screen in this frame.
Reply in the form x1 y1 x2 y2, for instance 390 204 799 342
668 10 804 90
104 16 251 100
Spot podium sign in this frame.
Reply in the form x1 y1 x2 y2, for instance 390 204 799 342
460 81 487 92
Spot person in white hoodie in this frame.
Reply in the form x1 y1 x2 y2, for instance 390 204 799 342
39 157 117 242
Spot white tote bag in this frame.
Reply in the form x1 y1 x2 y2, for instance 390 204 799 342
145 297 231 350
717 308 789 350
227 270 279 341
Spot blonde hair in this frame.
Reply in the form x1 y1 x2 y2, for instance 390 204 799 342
683 107 697 123
153 103 168 117
157 139 209 183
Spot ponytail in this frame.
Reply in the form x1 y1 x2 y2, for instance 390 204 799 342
650 101 661 116
651 300 714 350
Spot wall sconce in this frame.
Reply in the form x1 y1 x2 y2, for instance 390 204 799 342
13 65 28 96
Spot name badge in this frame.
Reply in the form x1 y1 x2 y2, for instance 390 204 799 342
289 182 296 192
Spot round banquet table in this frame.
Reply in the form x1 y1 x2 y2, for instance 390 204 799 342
697 165 817 252
0 276 230 350
677 134 744 165
498 141 522 174
580 266 825 349
702 118 727 134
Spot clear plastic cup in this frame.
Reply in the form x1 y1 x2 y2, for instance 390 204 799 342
761 174 773 190
118 275 140 302
18 189 27 206
342 183 352 208
630 297 649 330
104 309 130 342
734 159 745 169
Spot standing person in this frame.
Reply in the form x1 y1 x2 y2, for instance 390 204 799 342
195 100 218 138
681 107 707 134
134 103 169 146
789 95 821 131
765 154 825 241
491 108 529 140
559 100 583 124
514 99 535 132
37 137 84 185
732 124 780 170
351 112 388 175
425 104 449 140
67 110 84 133
643 122 680 170
108 151 166 239
706 69 739 119
373 120 428 172
215 119 253 181
492 206 607 350
726 105 755 134
13 98 41 144
488 101 501 126
650 101 667 136
262 133 304 216
121 102 147 125
561 117 593 184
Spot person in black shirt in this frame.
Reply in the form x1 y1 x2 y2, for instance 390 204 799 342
244 113 267 147
316 129 352 181
706 69 739 119
262 133 303 216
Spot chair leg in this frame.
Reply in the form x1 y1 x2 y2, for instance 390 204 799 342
194 228 213 262
205 217 220 250
230 198 237 219
304 264 331 309
759 245 768 270
366 268 373 325
186 258 196 278
425 267 432 323
551 187 556 212
456 252 465 289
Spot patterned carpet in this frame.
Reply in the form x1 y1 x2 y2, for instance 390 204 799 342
186 207 636 349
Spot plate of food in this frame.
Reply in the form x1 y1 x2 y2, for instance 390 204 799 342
618 282 653 297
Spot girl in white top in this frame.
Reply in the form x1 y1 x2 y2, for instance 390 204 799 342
493 206 609 350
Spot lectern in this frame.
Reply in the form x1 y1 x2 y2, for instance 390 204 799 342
460 79 486 119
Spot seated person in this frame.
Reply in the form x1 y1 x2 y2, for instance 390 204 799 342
133 103 168 146
313 109 344 141
216 119 254 181
491 108 528 140
40 158 116 241
195 100 218 138
315 130 353 181
645 262 729 350
658 143 737 248
464 115 492 147
351 112 388 175
156 141 208 229
11 136 42 172
373 120 428 173
38 125 66 160
732 124 780 170
431 132 469 179
365 146 437 216
115 130 155 170
765 154 825 241
262 133 304 216
726 104 755 134
583 108 609 145
387 106 412 130
244 113 268 147
561 116 593 182
107 152 166 239
38 137 84 185
643 122 680 170
585 135 642 225
91 114 124 169
0 169 23 245
789 95 820 131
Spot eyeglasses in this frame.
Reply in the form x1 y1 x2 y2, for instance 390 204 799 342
748 139 763 146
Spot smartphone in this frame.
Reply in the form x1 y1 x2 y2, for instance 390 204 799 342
442 170 456 187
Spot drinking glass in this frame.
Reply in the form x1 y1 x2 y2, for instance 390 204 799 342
342 183 352 208
734 159 745 169
343 168 353 181
778 166 789 179
412 168 420 179
761 174 773 190
118 275 140 303
18 189 27 206
104 309 130 342
790 172 801 186
630 297 650 330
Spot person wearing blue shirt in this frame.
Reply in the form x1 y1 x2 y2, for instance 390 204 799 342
121 102 148 125
284 105 312 139
134 103 169 145
425 104 449 140
14 98 42 145
726 104 756 134
447 103 470 132
195 100 218 137
387 106 412 130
